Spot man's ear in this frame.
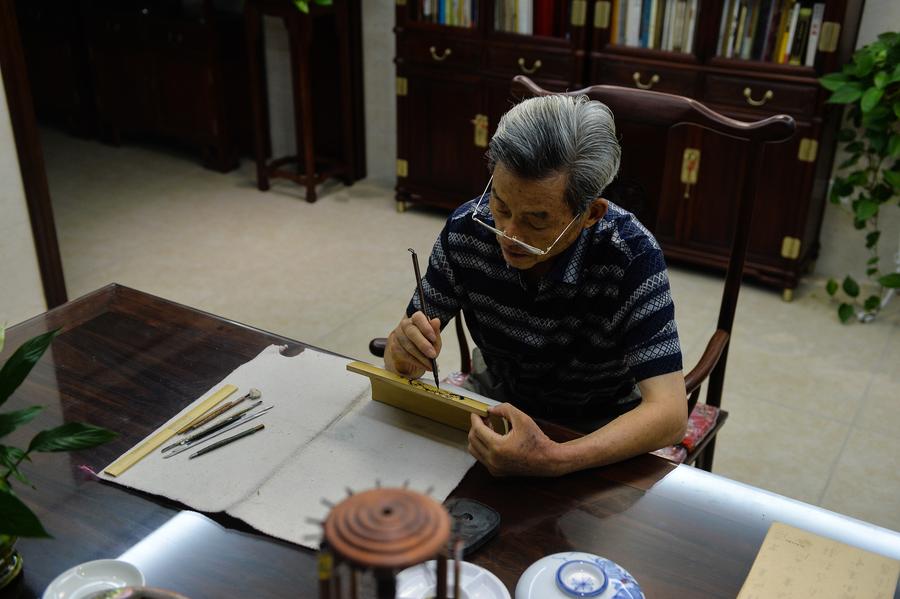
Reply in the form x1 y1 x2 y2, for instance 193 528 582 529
582 197 609 229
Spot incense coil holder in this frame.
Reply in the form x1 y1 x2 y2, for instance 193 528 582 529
323 487 450 570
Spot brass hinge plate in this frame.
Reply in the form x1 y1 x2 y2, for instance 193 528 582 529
396 77 408 97
594 1 611 29
681 148 700 185
472 114 489 148
571 0 588 27
781 236 801 260
397 159 408 178
818 22 841 53
798 138 818 163
396 0 407 6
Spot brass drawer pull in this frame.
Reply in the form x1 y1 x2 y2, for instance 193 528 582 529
743 87 774 106
632 72 660 90
517 57 543 74
429 46 452 61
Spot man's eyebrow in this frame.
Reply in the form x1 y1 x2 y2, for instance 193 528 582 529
492 190 548 218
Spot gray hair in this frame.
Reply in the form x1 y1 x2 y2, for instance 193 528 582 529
487 94 621 215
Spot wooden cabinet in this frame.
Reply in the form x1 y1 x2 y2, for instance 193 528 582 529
17 1 250 173
395 0 864 295
395 2 589 211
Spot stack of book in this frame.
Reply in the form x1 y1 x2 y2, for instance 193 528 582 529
610 0 700 53
493 0 570 37
420 0 478 28
716 0 826 66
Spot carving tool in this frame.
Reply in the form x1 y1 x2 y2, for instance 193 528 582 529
181 388 261 433
161 400 262 453
163 405 273 458
103 384 237 477
189 423 265 459
408 248 440 389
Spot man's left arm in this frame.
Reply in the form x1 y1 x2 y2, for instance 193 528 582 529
468 371 686 477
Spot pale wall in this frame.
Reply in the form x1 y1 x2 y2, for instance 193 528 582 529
811 0 900 282
0 67 46 327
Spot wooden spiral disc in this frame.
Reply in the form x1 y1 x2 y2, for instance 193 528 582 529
323 487 450 570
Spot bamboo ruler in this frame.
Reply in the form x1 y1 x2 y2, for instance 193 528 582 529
103 384 238 477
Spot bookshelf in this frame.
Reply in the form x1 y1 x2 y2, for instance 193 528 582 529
395 0 864 297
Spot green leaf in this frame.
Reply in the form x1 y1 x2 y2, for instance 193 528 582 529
820 73 850 91
0 406 44 439
861 87 884 113
864 295 881 311
838 303 855 323
27 423 117 453
0 489 50 537
874 70 889 89
832 177 854 197
890 135 900 159
854 53 875 77
0 325 4 354
867 130 888 153
867 267 878 276
845 141 865 153
853 218 867 230
847 170 868 186
826 279 839 296
884 169 900 190
867 256 880 265
872 184 893 201
0 446 30 487
855 198 879 221
879 273 900 289
866 231 881 249
893 101 900 119
0 329 58 408
827 83 864 104
842 276 860 298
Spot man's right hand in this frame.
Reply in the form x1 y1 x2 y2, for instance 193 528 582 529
384 311 442 379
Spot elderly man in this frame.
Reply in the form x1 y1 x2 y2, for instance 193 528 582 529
385 94 687 477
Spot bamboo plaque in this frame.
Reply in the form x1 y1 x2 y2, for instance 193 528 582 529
347 362 508 434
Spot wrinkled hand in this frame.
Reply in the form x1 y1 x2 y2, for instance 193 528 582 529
468 403 560 477
384 311 442 379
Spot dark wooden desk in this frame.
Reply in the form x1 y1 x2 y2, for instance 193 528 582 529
3 285 899 598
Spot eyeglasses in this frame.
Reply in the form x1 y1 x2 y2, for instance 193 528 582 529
471 175 582 256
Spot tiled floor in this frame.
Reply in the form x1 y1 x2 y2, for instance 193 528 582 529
42 129 900 532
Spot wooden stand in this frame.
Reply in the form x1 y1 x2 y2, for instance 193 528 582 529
245 0 365 202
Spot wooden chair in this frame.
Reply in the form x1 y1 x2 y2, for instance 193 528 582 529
372 76 795 472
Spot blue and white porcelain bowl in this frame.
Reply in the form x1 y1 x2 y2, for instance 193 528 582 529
515 552 643 599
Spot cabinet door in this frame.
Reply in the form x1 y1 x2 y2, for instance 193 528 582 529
400 71 487 206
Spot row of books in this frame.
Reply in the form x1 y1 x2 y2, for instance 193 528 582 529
420 0 478 28
610 0 699 54
417 0 568 37
494 0 569 36
717 0 826 66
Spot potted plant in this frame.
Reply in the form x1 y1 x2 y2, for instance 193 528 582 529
0 325 117 589
819 31 900 323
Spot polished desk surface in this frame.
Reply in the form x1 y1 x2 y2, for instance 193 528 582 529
2 285 899 598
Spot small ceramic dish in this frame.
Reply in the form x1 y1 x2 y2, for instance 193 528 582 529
397 559 511 599
42 559 145 599
515 552 643 599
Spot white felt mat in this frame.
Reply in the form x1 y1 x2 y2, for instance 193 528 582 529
101 346 475 549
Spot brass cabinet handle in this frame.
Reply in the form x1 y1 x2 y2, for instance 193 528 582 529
429 46 452 61
743 87 774 106
632 72 660 90
517 57 543 74
471 114 489 148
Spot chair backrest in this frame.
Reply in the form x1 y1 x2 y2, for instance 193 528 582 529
511 76 795 409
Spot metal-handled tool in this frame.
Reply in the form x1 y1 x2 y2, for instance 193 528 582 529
181 388 262 433
189 423 265 459
162 405 273 458
409 248 440 389
161 400 262 453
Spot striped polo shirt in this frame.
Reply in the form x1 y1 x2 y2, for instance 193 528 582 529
407 198 682 419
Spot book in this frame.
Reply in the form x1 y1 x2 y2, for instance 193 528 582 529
517 0 533 34
640 0 653 47
609 0 621 43
653 0 667 50
725 0 741 58
751 0 775 60
742 0 761 59
788 5 812 65
684 0 698 53
767 0 790 61
718 0 732 55
781 1 800 63
626 0 643 46
734 2 748 58
671 0 686 51
805 2 825 66
661 0 675 51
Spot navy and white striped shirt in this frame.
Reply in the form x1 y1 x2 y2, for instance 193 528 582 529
407 199 682 419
